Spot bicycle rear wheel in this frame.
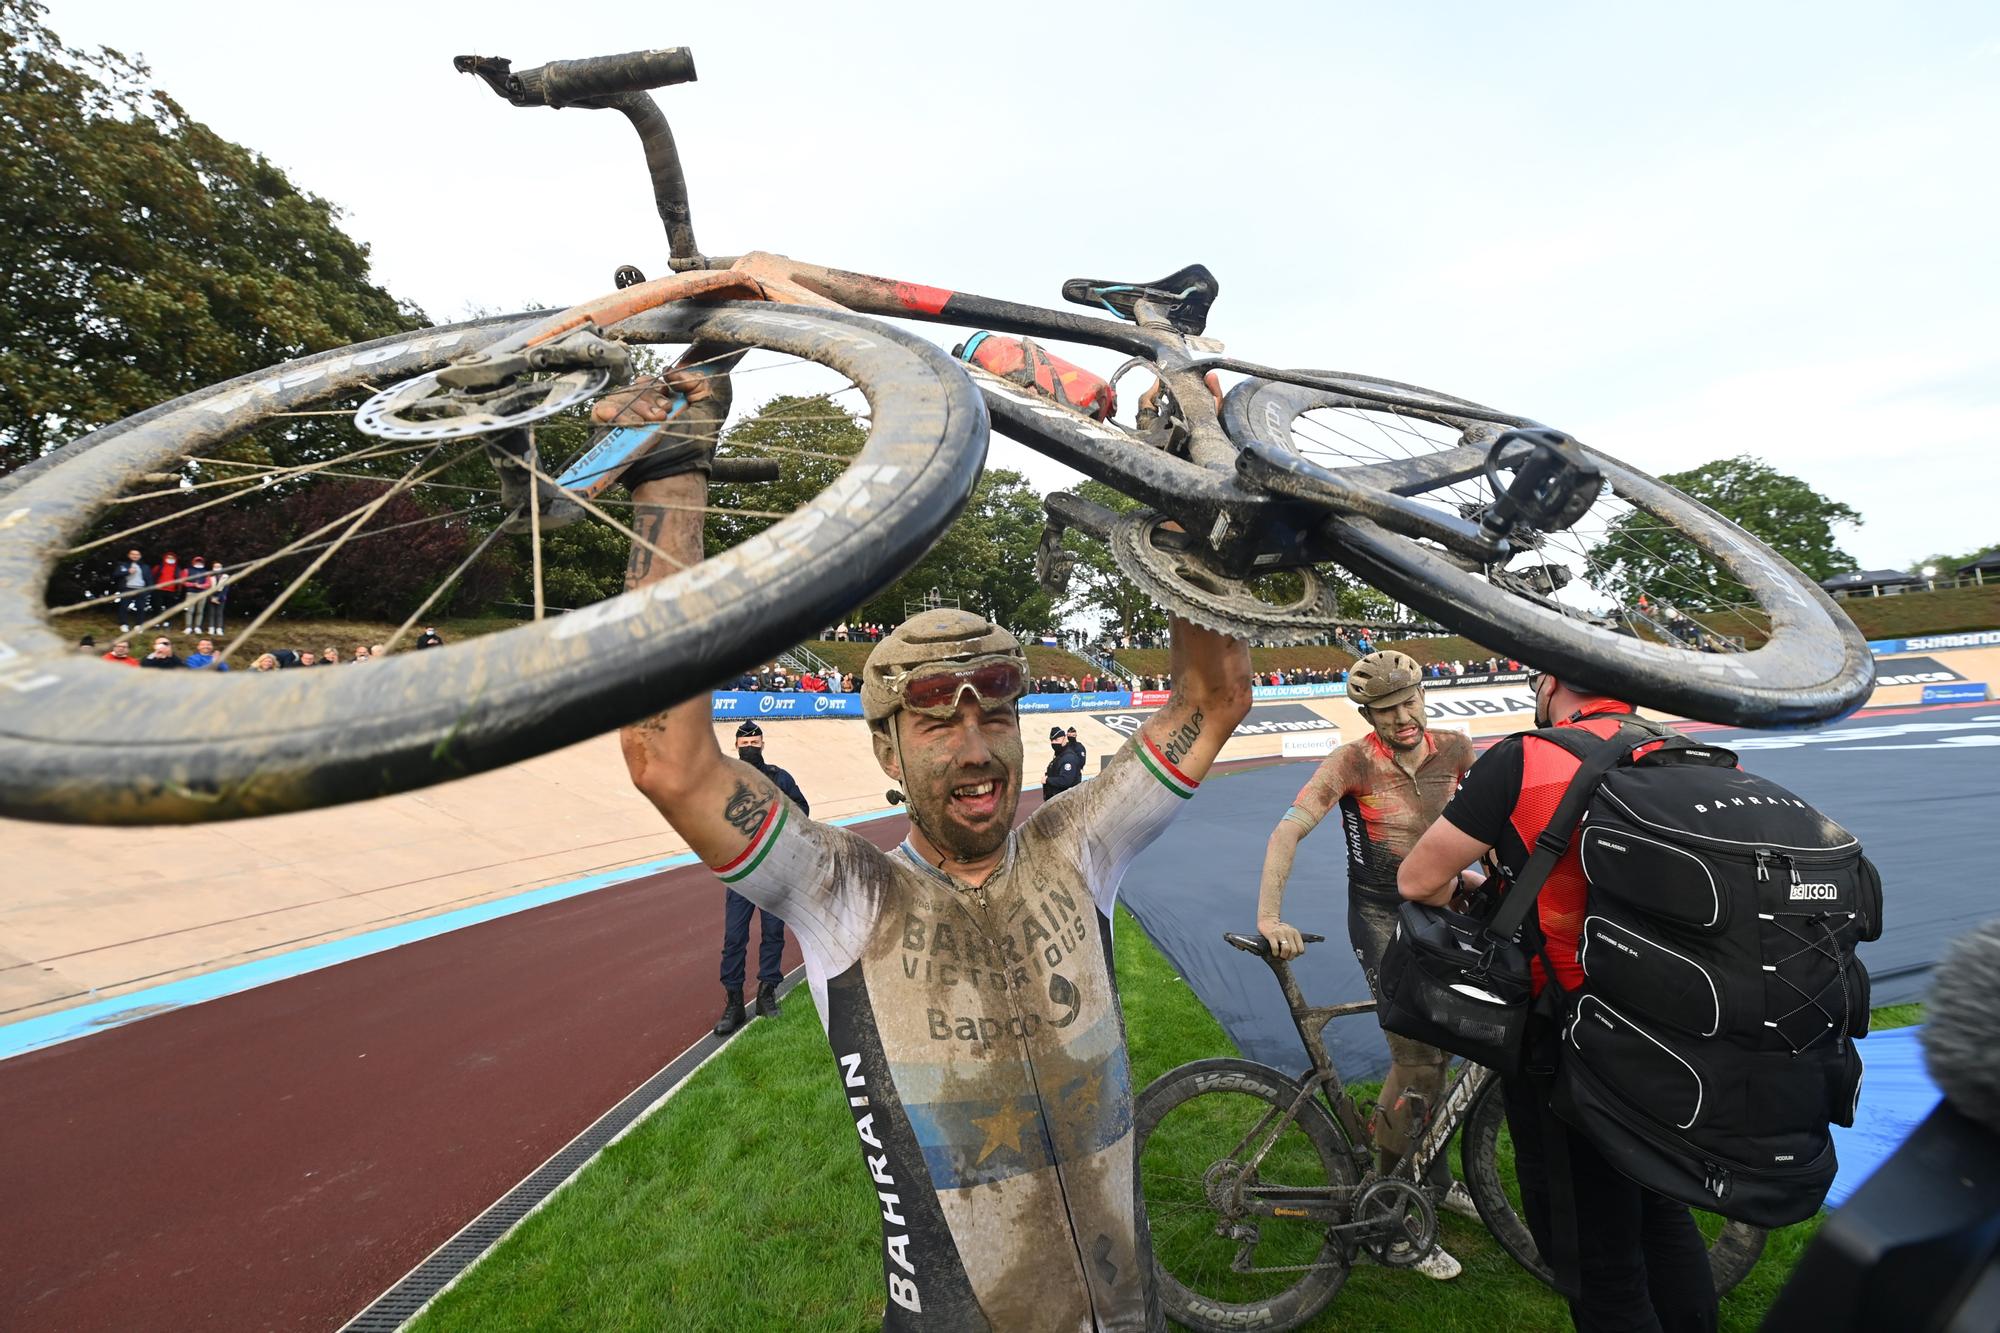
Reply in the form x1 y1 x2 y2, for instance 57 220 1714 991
1135 1058 1357 1333
1222 374 1874 728
0 302 985 823
1459 1076 1768 1297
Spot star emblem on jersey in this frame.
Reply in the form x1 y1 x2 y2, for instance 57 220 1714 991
970 1099 1039 1165
1069 1071 1104 1116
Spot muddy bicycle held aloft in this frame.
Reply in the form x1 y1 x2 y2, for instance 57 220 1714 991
0 45 1873 824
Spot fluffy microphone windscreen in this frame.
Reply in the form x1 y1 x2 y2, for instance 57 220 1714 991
1921 918 2000 1134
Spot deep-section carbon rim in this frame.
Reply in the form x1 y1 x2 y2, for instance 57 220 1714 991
0 302 986 823
1223 374 1874 728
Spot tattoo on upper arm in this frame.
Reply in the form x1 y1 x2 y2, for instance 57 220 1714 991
625 504 669 590
1162 710 1205 765
723 780 770 837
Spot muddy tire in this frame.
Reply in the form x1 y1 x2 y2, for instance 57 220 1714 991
0 303 985 823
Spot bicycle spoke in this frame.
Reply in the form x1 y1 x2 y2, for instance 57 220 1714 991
215 444 474 666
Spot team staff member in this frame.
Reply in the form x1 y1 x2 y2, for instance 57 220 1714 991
1397 671 1717 1333
712 720 809 1035
1255 650 1477 1280
601 367 1252 1330
1043 725 1086 798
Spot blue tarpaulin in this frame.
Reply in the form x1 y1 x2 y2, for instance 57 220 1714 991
1827 1024 1939 1208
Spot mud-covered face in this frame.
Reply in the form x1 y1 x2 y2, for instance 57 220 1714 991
1362 695 1426 752
877 698 1024 861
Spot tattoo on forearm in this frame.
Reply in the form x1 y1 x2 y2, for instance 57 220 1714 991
1162 710 1205 765
624 504 669 590
723 780 769 837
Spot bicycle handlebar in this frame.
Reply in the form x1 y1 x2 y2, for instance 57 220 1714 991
455 49 698 108
455 49 707 263
1224 930 1326 958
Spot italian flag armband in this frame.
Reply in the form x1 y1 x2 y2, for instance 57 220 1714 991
1138 733 1200 800
714 800 788 883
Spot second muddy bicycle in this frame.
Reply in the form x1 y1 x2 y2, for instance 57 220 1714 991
1134 930 1768 1331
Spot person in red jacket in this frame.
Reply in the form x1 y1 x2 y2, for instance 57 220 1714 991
154 551 182 627
1397 671 1715 1333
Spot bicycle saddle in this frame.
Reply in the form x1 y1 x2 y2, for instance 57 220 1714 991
1062 264 1218 335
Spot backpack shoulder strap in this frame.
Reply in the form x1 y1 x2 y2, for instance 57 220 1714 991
1486 723 1641 941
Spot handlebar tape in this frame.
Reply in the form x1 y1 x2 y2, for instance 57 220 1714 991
708 457 781 484
524 48 697 107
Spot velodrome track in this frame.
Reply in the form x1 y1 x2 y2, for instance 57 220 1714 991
1 646 1992 1330
0 799 1065 1333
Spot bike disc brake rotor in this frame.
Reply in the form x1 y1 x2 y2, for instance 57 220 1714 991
1353 1178 1437 1265
1109 510 1337 645
353 367 611 441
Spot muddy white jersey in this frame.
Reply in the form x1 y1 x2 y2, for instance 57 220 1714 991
712 733 1200 1331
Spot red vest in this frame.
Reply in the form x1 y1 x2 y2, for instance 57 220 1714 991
1507 702 1662 993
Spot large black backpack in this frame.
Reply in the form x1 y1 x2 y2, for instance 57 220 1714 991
1519 723 1882 1228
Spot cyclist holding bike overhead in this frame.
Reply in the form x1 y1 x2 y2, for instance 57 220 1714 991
603 370 1252 1331
1255 650 1478 1280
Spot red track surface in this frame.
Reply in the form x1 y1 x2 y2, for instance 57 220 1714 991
0 802 1068 1333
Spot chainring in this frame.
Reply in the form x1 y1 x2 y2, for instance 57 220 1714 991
353 367 611 441
1354 1178 1437 1265
1107 510 1338 644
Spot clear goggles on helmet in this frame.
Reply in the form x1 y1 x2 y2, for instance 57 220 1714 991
892 655 1028 719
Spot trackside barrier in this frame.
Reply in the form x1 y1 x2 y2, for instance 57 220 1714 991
1868 629 2000 655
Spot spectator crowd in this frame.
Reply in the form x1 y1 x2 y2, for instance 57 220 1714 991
731 664 861 694
113 547 229 635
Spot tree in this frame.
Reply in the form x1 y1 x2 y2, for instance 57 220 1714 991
1059 481 1170 647
853 469 1056 634
0 0 423 476
1909 543 2000 582
1584 455 1862 610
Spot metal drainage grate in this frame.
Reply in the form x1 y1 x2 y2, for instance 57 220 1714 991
342 968 806 1331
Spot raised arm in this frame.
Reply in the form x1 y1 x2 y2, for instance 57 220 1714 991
1136 616 1252 785
602 375 785 868
1254 748 1355 960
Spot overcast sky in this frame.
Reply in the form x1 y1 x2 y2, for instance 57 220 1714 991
51 0 2000 572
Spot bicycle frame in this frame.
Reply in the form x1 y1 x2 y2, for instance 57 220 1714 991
1255 949 1494 1194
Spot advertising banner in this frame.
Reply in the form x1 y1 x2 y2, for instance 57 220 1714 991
1251 682 1348 701
1281 734 1339 758
1921 682 1990 704
1420 685 1539 724
1867 629 2000 656
1872 657 1965 688
1132 690 1172 708
1232 704 1341 738
1429 670 1531 690
1017 691 1132 713
710 691 863 719
1097 704 1338 740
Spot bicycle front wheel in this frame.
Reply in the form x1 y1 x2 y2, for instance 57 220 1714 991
1135 1058 1358 1333
1459 1076 1768 1297
1223 374 1874 728
0 302 985 823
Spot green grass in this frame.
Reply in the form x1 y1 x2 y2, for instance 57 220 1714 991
1832 583 2000 641
412 918 1921 1332
53 609 528 663
409 924 1922 1332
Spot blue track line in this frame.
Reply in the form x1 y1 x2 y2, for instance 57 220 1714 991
0 801 915 1062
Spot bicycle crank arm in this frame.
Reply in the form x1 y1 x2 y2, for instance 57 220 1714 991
1042 491 1120 542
